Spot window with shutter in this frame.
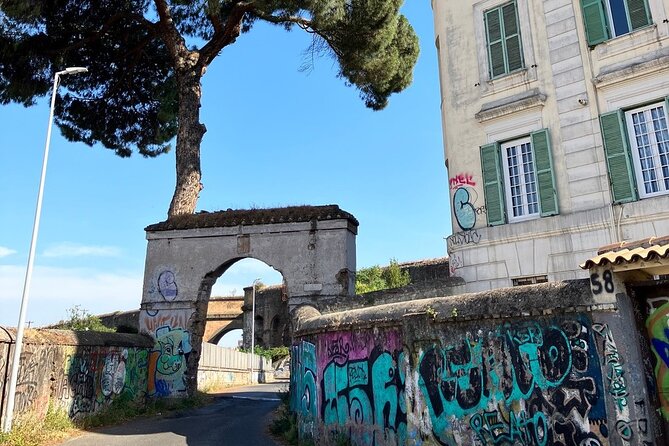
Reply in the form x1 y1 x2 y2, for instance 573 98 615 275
581 0 651 45
624 102 669 198
600 110 638 203
484 1 524 78
481 143 506 226
480 129 558 225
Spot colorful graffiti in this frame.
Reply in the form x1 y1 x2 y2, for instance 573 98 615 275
51 347 148 418
318 331 406 446
148 326 192 397
291 341 318 419
417 318 607 446
450 172 486 232
646 297 669 421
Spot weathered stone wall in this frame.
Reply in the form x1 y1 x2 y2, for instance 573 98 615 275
0 329 152 427
290 280 664 445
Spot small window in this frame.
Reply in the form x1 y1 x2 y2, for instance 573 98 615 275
625 103 669 198
513 275 548 286
501 137 540 221
484 1 524 78
581 0 652 46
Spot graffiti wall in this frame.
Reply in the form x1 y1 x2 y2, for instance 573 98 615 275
646 297 669 422
292 329 407 445
140 265 197 397
291 310 661 445
140 308 195 397
0 330 151 424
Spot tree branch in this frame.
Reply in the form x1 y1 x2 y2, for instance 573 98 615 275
199 2 254 67
153 0 187 63
253 11 343 58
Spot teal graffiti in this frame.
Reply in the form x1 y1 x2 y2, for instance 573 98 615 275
291 341 317 419
471 409 548 446
321 349 406 446
418 322 574 444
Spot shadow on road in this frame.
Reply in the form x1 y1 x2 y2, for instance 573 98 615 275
61 383 286 446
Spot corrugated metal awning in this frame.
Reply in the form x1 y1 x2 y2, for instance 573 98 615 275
580 235 669 273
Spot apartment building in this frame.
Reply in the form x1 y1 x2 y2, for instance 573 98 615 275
434 0 669 291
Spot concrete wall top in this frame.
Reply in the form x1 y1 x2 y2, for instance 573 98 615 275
0 327 153 347
295 279 614 335
145 205 358 234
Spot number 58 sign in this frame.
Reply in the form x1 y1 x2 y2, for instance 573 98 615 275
589 267 617 297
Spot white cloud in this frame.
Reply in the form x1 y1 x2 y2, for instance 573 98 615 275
0 264 142 326
0 246 16 258
42 242 121 258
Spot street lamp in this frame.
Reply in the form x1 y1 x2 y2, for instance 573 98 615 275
1 67 88 433
249 278 261 384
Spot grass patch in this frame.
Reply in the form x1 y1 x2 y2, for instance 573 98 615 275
0 393 213 446
269 403 298 445
78 392 212 429
0 404 75 446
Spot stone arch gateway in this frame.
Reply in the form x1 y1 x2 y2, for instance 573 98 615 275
138 205 358 397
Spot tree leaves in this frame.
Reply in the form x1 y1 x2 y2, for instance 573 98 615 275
0 0 418 156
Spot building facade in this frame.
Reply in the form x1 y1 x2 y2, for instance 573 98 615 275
434 0 669 291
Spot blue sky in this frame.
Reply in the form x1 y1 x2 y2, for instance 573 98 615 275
0 2 451 328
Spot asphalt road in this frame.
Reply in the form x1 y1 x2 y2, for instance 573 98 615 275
60 382 289 446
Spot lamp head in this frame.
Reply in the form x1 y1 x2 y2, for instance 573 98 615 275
56 67 88 76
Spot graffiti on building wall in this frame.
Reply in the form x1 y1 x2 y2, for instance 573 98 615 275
291 341 318 419
447 230 482 250
318 331 406 446
147 326 192 397
417 318 608 446
449 252 464 276
592 323 631 435
646 297 669 421
449 173 476 190
450 173 486 232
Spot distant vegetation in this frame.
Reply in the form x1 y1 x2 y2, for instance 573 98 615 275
52 305 115 332
355 258 411 294
240 345 290 362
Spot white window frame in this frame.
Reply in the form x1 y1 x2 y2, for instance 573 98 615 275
500 137 540 222
625 101 669 198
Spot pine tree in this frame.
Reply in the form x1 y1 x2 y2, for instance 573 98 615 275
0 1 419 216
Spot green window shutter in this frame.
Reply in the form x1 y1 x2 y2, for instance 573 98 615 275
481 143 506 225
600 110 638 203
626 0 651 30
581 0 609 45
485 8 506 77
502 2 523 72
531 129 559 217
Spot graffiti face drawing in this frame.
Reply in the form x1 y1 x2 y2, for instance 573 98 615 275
157 334 186 375
158 270 178 300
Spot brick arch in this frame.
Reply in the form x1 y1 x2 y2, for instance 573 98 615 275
138 205 358 397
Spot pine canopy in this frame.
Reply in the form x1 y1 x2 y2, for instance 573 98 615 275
0 1 419 215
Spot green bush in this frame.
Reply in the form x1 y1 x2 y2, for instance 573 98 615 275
52 305 115 332
356 258 410 294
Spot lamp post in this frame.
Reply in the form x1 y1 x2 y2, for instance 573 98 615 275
1 67 88 433
249 278 261 384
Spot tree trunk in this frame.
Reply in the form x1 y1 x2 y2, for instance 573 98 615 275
168 64 206 217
